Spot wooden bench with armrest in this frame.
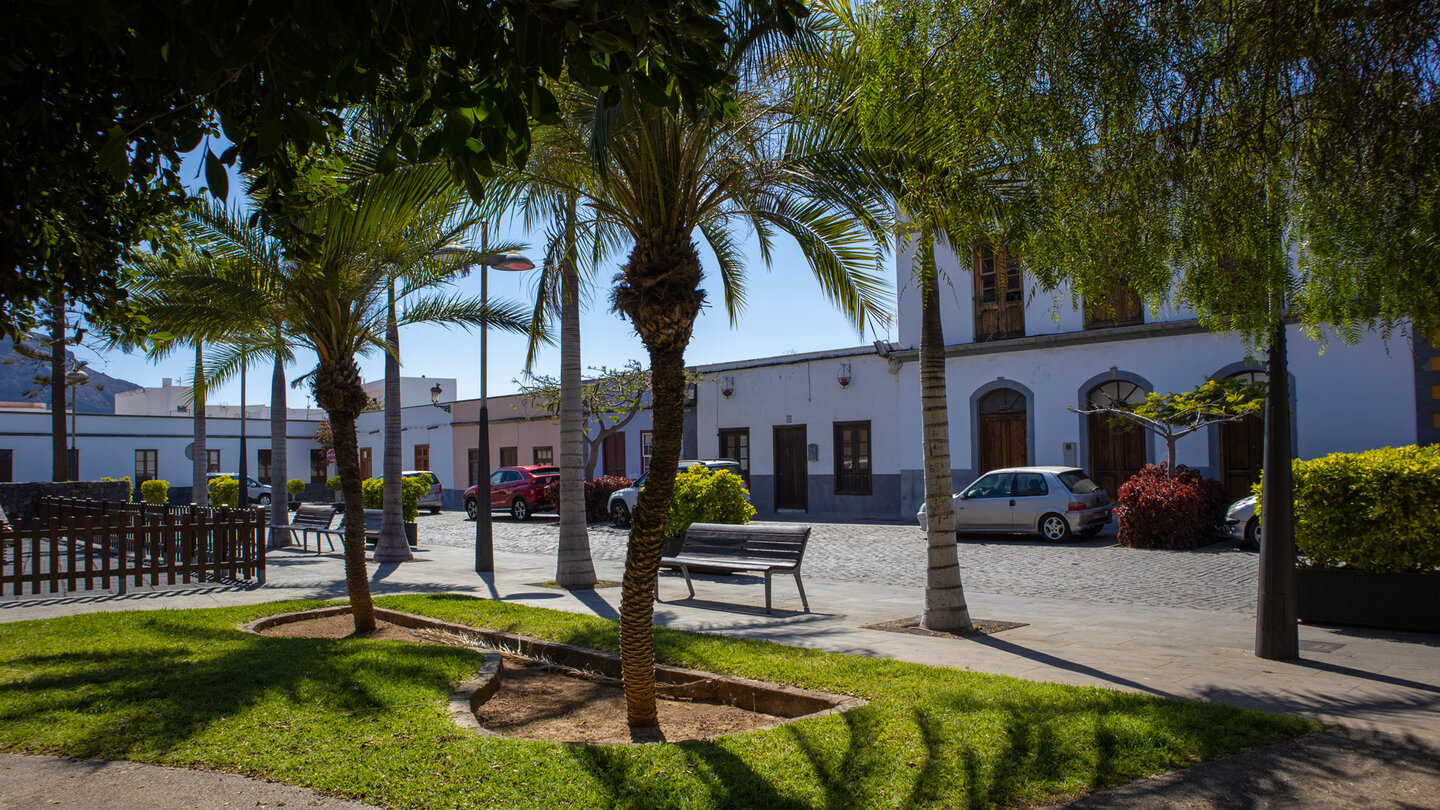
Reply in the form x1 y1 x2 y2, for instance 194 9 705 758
272 503 343 554
656 522 810 614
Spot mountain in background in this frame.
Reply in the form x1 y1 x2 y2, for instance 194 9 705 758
0 335 142 413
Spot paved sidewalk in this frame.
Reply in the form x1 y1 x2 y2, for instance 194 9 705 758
2 524 1438 807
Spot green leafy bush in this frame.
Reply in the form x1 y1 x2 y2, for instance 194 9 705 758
1283 445 1440 573
360 476 430 523
286 479 306 498
326 475 342 491
101 476 133 502
208 475 240 508
1116 464 1229 549
139 479 169 505
665 466 755 538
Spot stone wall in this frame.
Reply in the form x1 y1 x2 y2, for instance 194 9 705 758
0 480 133 525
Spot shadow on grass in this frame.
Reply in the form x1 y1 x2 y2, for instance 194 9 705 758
0 610 479 762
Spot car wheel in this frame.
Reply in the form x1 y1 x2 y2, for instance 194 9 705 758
1078 525 1102 537
511 497 531 521
465 499 478 520
610 501 631 528
258 494 271 505
428 507 441 515
1245 517 1260 548
1039 513 1072 542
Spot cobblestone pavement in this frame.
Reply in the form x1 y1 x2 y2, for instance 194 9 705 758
416 510 1260 613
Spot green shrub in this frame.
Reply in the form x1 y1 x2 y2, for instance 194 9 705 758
101 476 133 502
208 475 240 508
360 476 430 523
326 475 342 491
139 479 170 505
665 466 755 538
1281 444 1440 573
286 479 306 498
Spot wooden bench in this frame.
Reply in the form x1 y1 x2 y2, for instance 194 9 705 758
657 522 810 614
273 503 343 554
339 509 417 547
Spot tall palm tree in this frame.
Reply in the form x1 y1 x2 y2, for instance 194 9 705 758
150 165 529 631
508 22 893 727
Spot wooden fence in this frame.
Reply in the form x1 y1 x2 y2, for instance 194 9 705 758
1 497 266 597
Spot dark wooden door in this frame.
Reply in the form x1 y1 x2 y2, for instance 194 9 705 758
602 432 626 478
1220 414 1264 501
1088 417 1144 498
773 426 807 510
979 412 1026 473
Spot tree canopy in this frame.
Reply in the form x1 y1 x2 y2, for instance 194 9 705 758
1 0 807 339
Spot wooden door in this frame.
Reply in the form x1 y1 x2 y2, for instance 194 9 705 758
1221 414 1264 501
1086 380 1146 498
773 426 808 511
602 432 626 478
978 388 1026 472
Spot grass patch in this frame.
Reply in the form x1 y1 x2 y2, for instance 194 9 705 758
0 594 1313 808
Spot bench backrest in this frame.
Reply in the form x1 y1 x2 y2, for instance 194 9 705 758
679 523 810 564
293 503 335 528
361 509 385 532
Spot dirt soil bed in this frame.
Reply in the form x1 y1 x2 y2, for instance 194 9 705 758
258 614 784 744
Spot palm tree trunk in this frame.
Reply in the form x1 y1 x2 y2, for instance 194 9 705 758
192 343 208 506
376 281 412 562
918 266 972 632
268 345 290 548
49 292 66 482
314 355 377 633
556 258 596 587
613 235 706 731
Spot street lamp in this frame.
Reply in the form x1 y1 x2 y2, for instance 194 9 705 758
430 382 451 413
66 366 88 480
437 247 535 574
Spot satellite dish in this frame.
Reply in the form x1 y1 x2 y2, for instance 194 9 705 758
184 442 195 461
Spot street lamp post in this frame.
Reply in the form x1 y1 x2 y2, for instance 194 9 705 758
67 367 88 480
471 251 534 573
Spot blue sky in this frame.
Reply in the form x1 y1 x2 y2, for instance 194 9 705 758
85 147 900 407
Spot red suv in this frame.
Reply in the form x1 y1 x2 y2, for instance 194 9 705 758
463 465 559 521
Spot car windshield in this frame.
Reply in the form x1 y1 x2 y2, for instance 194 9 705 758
1057 470 1102 494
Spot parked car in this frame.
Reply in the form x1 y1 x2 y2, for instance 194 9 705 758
463 465 560 521
403 470 443 514
1225 494 1259 547
607 459 745 527
207 472 273 505
916 466 1111 541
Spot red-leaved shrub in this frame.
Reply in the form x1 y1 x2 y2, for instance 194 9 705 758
1116 464 1230 549
541 475 634 523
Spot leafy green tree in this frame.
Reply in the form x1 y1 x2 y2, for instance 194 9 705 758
1072 378 1266 478
972 0 1440 658
2 0 799 339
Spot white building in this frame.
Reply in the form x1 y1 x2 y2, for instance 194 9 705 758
686 242 1436 521
114 377 325 420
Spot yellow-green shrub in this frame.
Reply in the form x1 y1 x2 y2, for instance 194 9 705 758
360 476 430 522
1285 444 1440 573
286 479 306 498
208 475 240 507
102 476 133 502
665 466 755 538
139 479 169 505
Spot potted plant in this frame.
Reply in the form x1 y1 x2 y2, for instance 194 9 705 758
361 476 428 546
286 478 306 510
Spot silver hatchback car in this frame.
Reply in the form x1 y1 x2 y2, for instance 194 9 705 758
917 466 1112 541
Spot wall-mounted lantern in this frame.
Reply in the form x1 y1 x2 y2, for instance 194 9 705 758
837 363 852 388
721 375 735 398
430 382 451 413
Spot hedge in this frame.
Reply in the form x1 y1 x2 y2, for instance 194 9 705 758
208 475 240 507
665 466 755 538
139 479 170 505
360 476 431 523
1281 444 1440 573
1115 464 1229 549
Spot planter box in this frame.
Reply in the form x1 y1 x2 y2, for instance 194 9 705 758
1296 567 1440 633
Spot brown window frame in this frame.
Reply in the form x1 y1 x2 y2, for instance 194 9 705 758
414 443 430 472
718 428 750 487
309 449 328 484
135 449 158 485
533 446 554 466
359 446 373 480
258 449 273 485
499 446 518 468
206 448 221 474
833 421 872 496
1083 279 1144 330
973 241 1026 342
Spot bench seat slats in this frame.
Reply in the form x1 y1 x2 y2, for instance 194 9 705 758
657 522 810 614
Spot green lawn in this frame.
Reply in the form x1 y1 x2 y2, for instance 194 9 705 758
0 595 1312 809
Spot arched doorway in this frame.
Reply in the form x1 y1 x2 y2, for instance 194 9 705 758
978 388 1027 472
1220 370 1266 501
1087 380 1146 498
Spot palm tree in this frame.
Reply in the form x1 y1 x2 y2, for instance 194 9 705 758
191 167 527 631
506 21 892 728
